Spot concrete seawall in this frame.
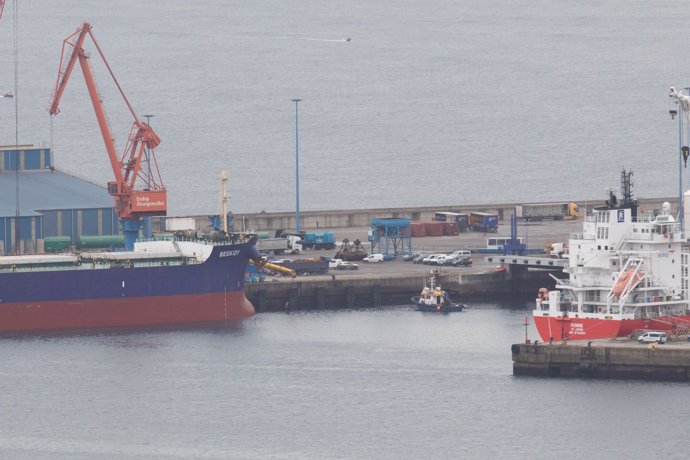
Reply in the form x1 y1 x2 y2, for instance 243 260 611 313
245 269 552 312
512 341 690 382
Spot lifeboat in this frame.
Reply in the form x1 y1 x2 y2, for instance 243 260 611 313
612 269 643 297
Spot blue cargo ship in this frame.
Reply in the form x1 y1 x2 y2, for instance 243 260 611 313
0 236 260 333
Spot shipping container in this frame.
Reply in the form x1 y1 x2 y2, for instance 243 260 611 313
424 222 444 236
443 222 459 236
411 222 426 237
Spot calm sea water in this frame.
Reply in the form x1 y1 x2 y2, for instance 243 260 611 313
0 1 689 215
1 305 689 460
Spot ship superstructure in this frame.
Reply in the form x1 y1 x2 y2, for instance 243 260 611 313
533 170 690 341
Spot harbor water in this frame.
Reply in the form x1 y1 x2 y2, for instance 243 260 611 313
2 2 690 458
1 305 689 459
0 1 689 215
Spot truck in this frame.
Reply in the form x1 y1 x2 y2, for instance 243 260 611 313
468 212 498 233
256 235 303 255
274 258 329 275
516 202 579 222
299 231 336 250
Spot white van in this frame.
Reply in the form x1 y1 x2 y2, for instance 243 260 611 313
638 331 668 344
434 254 453 265
451 250 472 258
422 254 444 264
328 258 343 269
363 254 384 263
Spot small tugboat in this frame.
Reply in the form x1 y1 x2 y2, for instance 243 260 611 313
412 272 466 312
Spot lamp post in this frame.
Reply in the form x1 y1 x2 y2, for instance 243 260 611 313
678 100 684 233
669 86 690 232
291 99 302 233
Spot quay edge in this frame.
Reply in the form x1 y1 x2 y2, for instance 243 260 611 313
512 341 690 382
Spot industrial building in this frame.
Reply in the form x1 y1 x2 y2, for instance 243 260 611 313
0 145 120 254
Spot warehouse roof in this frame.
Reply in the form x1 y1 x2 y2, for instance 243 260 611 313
0 169 112 217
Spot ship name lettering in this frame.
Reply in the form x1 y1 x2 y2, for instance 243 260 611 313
219 250 240 257
569 323 585 335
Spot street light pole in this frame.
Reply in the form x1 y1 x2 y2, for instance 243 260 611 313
292 99 302 233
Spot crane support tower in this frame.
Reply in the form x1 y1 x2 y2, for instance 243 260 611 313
48 23 167 250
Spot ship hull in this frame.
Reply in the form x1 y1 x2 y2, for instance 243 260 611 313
533 314 690 341
0 291 255 333
0 239 259 333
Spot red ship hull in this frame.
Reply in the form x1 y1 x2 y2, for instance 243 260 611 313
534 314 690 341
0 291 255 334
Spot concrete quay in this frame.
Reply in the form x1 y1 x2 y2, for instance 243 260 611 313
245 219 580 311
512 339 690 382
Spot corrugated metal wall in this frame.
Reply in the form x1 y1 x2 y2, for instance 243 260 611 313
0 209 121 254
0 148 51 171
41 208 121 241
0 216 42 253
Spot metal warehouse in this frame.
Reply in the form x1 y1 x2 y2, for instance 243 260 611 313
0 145 119 254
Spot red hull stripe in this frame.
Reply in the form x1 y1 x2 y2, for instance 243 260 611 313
534 315 690 341
0 292 255 333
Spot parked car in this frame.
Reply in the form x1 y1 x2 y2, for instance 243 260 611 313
363 254 384 263
638 331 667 344
452 256 472 267
435 254 454 265
402 253 420 262
412 253 428 264
422 254 444 265
337 261 359 270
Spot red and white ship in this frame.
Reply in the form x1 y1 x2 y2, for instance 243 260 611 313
533 170 690 341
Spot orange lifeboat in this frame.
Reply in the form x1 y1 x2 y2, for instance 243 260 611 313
612 269 643 297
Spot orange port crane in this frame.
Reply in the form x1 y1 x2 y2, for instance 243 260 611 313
48 23 166 247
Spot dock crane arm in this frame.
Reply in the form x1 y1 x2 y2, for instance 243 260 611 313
251 258 297 278
48 22 166 221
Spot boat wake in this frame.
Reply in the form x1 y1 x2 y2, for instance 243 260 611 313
235 35 351 43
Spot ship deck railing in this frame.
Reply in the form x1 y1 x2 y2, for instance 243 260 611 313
0 257 196 273
142 234 255 245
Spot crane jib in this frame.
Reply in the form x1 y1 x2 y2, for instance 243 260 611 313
48 22 167 221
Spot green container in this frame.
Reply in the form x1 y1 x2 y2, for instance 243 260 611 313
77 235 125 249
256 231 271 240
44 236 71 252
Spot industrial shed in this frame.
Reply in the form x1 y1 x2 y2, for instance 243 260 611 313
0 146 119 254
